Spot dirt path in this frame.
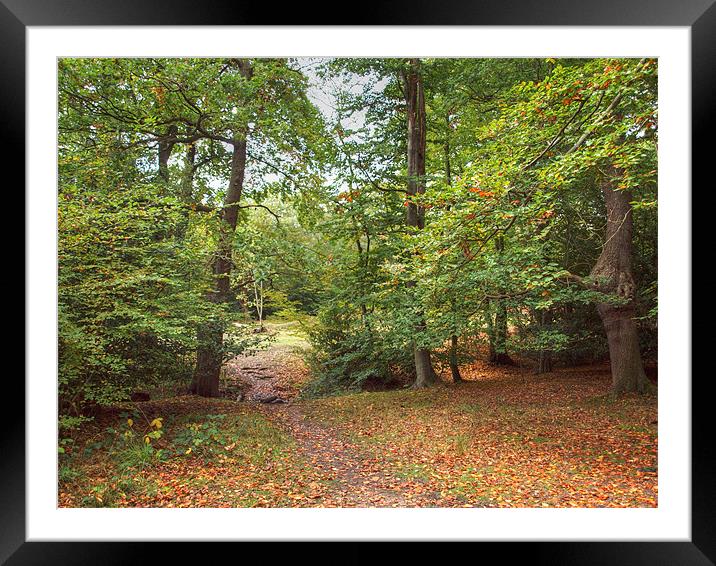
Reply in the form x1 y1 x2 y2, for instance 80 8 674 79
224 321 443 507
264 403 443 507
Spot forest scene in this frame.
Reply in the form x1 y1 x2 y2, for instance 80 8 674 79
58 57 658 508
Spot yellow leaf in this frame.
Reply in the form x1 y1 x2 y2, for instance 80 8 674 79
151 418 163 429
127 418 133 427
144 436 150 444
185 448 192 454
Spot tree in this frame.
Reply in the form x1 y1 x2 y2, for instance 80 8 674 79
58 57 329 405
192 60 253 396
464 58 657 392
190 58 328 396
402 58 438 388
589 167 652 393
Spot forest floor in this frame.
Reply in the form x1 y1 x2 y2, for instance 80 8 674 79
58 320 658 508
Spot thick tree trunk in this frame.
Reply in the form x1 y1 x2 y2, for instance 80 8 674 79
413 347 436 388
599 302 650 393
404 59 427 231
192 135 249 397
158 124 178 182
403 58 436 388
449 334 462 382
590 170 652 394
193 316 223 397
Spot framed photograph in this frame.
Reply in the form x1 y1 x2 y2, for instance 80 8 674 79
8 0 706 563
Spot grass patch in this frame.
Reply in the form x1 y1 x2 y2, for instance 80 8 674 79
616 423 653 433
450 434 471 456
458 402 483 415
59 464 84 484
394 462 431 481
265 318 311 349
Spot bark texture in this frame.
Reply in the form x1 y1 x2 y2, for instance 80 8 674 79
449 334 462 382
158 124 178 182
193 60 253 397
403 59 436 388
404 59 427 230
590 170 652 394
193 140 248 397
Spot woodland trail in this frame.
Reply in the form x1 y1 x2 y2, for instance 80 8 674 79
59 321 658 509
225 321 445 507
262 403 444 507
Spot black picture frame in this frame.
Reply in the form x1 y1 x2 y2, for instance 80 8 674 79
6 1 707 563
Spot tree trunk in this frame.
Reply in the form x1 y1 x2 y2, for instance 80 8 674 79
355 231 370 328
537 349 553 374
488 301 514 365
537 348 553 374
403 58 436 388
443 115 463 384
158 124 178 183
488 237 515 366
590 169 652 394
175 142 197 241
181 142 196 202
413 347 436 388
404 58 427 231
535 309 553 374
254 279 265 332
444 112 452 188
449 334 462 382
192 135 249 397
193 315 223 397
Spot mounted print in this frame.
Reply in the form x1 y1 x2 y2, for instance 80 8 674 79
56 56 659 510
9 4 706 560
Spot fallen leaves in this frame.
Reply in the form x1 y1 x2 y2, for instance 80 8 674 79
297 359 657 508
59 341 657 509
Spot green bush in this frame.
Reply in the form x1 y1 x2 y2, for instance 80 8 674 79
304 303 413 396
171 414 229 460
